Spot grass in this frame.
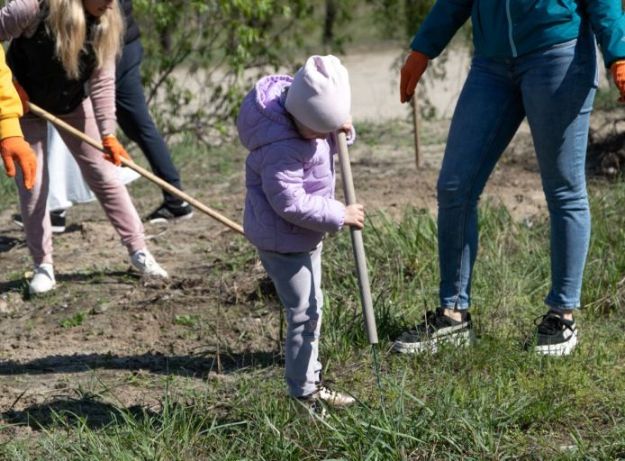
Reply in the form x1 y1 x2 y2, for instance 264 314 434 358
2 116 625 459
3 182 625 459
59 311 86 329
594 85 621 112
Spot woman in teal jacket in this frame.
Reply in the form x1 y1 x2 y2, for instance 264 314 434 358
394 0 625 356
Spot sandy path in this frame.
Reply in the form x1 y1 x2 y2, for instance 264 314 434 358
341 46 610 122
341 47 470 121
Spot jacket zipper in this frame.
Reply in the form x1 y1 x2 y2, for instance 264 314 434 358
505 0 518 57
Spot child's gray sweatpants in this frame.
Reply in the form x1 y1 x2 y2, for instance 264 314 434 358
258 244 323 398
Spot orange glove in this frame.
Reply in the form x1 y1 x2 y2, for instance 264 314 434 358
611 60 625 103
0 136 37 190
12 80 29 114
101 134 131 166
400 50 429 103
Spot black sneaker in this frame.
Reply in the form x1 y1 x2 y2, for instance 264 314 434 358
145 201 193 224
529 311 577 356
392 308 474 354
12 209 67 234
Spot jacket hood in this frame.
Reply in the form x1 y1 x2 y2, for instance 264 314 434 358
236 75 300 151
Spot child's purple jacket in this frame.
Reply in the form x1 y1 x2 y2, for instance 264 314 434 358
237 75 346 253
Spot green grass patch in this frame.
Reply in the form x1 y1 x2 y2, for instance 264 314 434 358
59 311 86 329
4 178 625 459
3 113 625 459
174 314 199 327
594 85 621 112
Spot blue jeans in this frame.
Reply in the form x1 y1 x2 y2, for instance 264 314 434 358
116 39 183 205
437 28 597 311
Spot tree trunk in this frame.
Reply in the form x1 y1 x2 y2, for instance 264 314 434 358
323 0 337 45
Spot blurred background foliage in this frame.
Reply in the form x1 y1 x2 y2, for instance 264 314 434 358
128 0 620 169
131 0 445 144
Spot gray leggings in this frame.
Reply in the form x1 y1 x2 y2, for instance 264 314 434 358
259 244 323 397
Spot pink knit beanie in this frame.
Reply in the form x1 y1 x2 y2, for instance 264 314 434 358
285 55 351 133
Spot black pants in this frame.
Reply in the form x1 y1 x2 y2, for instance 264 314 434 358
116 38 182 205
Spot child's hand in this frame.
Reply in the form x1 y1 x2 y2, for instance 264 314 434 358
338 116 356 143
344 203 365 229
338 116 353 134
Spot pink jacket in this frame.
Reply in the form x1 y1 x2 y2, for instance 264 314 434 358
237 75 349 253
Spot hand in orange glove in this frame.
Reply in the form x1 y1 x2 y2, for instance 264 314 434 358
12 80 29 114
612 60 625 103
101 134 131 166
0 136 37 190
400 50 429 103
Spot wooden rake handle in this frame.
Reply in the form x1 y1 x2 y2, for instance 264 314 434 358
28 102 244 235
336 131 379 345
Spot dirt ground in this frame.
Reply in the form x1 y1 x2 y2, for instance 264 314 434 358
0 127 547 440
0 46 600 440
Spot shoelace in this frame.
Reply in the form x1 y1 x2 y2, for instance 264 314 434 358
536 313 574 335
135 252 154 268
425 309 457 329
35 265 53 279
403 310 463 337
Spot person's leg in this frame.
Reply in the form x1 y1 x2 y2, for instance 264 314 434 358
437 58 526 311
393 57 526 354
15 115 53 266
259 246 323 398
57 99 146 254
14 115 57 294
520 34 597 313
116 39 183 207
519 28 597 355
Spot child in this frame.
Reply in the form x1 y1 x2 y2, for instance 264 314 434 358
0 0 168 295
237 55 365 413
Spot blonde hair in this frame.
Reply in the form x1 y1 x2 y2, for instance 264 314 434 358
46 0 124 79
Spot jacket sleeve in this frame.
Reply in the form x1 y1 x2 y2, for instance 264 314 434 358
0 0 40 41
583 0 625 67
0 47 23 140
88 55 117 137
260 146 346 233
410 0 473 58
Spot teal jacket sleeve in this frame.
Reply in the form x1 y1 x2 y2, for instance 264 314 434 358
583 0 625 67
410 0 473 58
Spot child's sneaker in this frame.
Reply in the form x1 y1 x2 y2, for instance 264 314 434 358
316 385 356 407
392 308 474 354
294 385 356 418
129 249 169 278
295 394 328 419
528 311 577 356
29 263 56 295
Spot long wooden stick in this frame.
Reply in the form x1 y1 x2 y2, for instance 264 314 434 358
411 95 421 169
28 102 244 235
336 131 378 345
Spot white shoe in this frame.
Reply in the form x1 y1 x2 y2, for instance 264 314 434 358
294 385 356 419
129 249 169 278
29 263 56 295
316 386 356 407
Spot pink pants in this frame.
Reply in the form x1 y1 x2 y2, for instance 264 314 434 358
15 98 145 266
